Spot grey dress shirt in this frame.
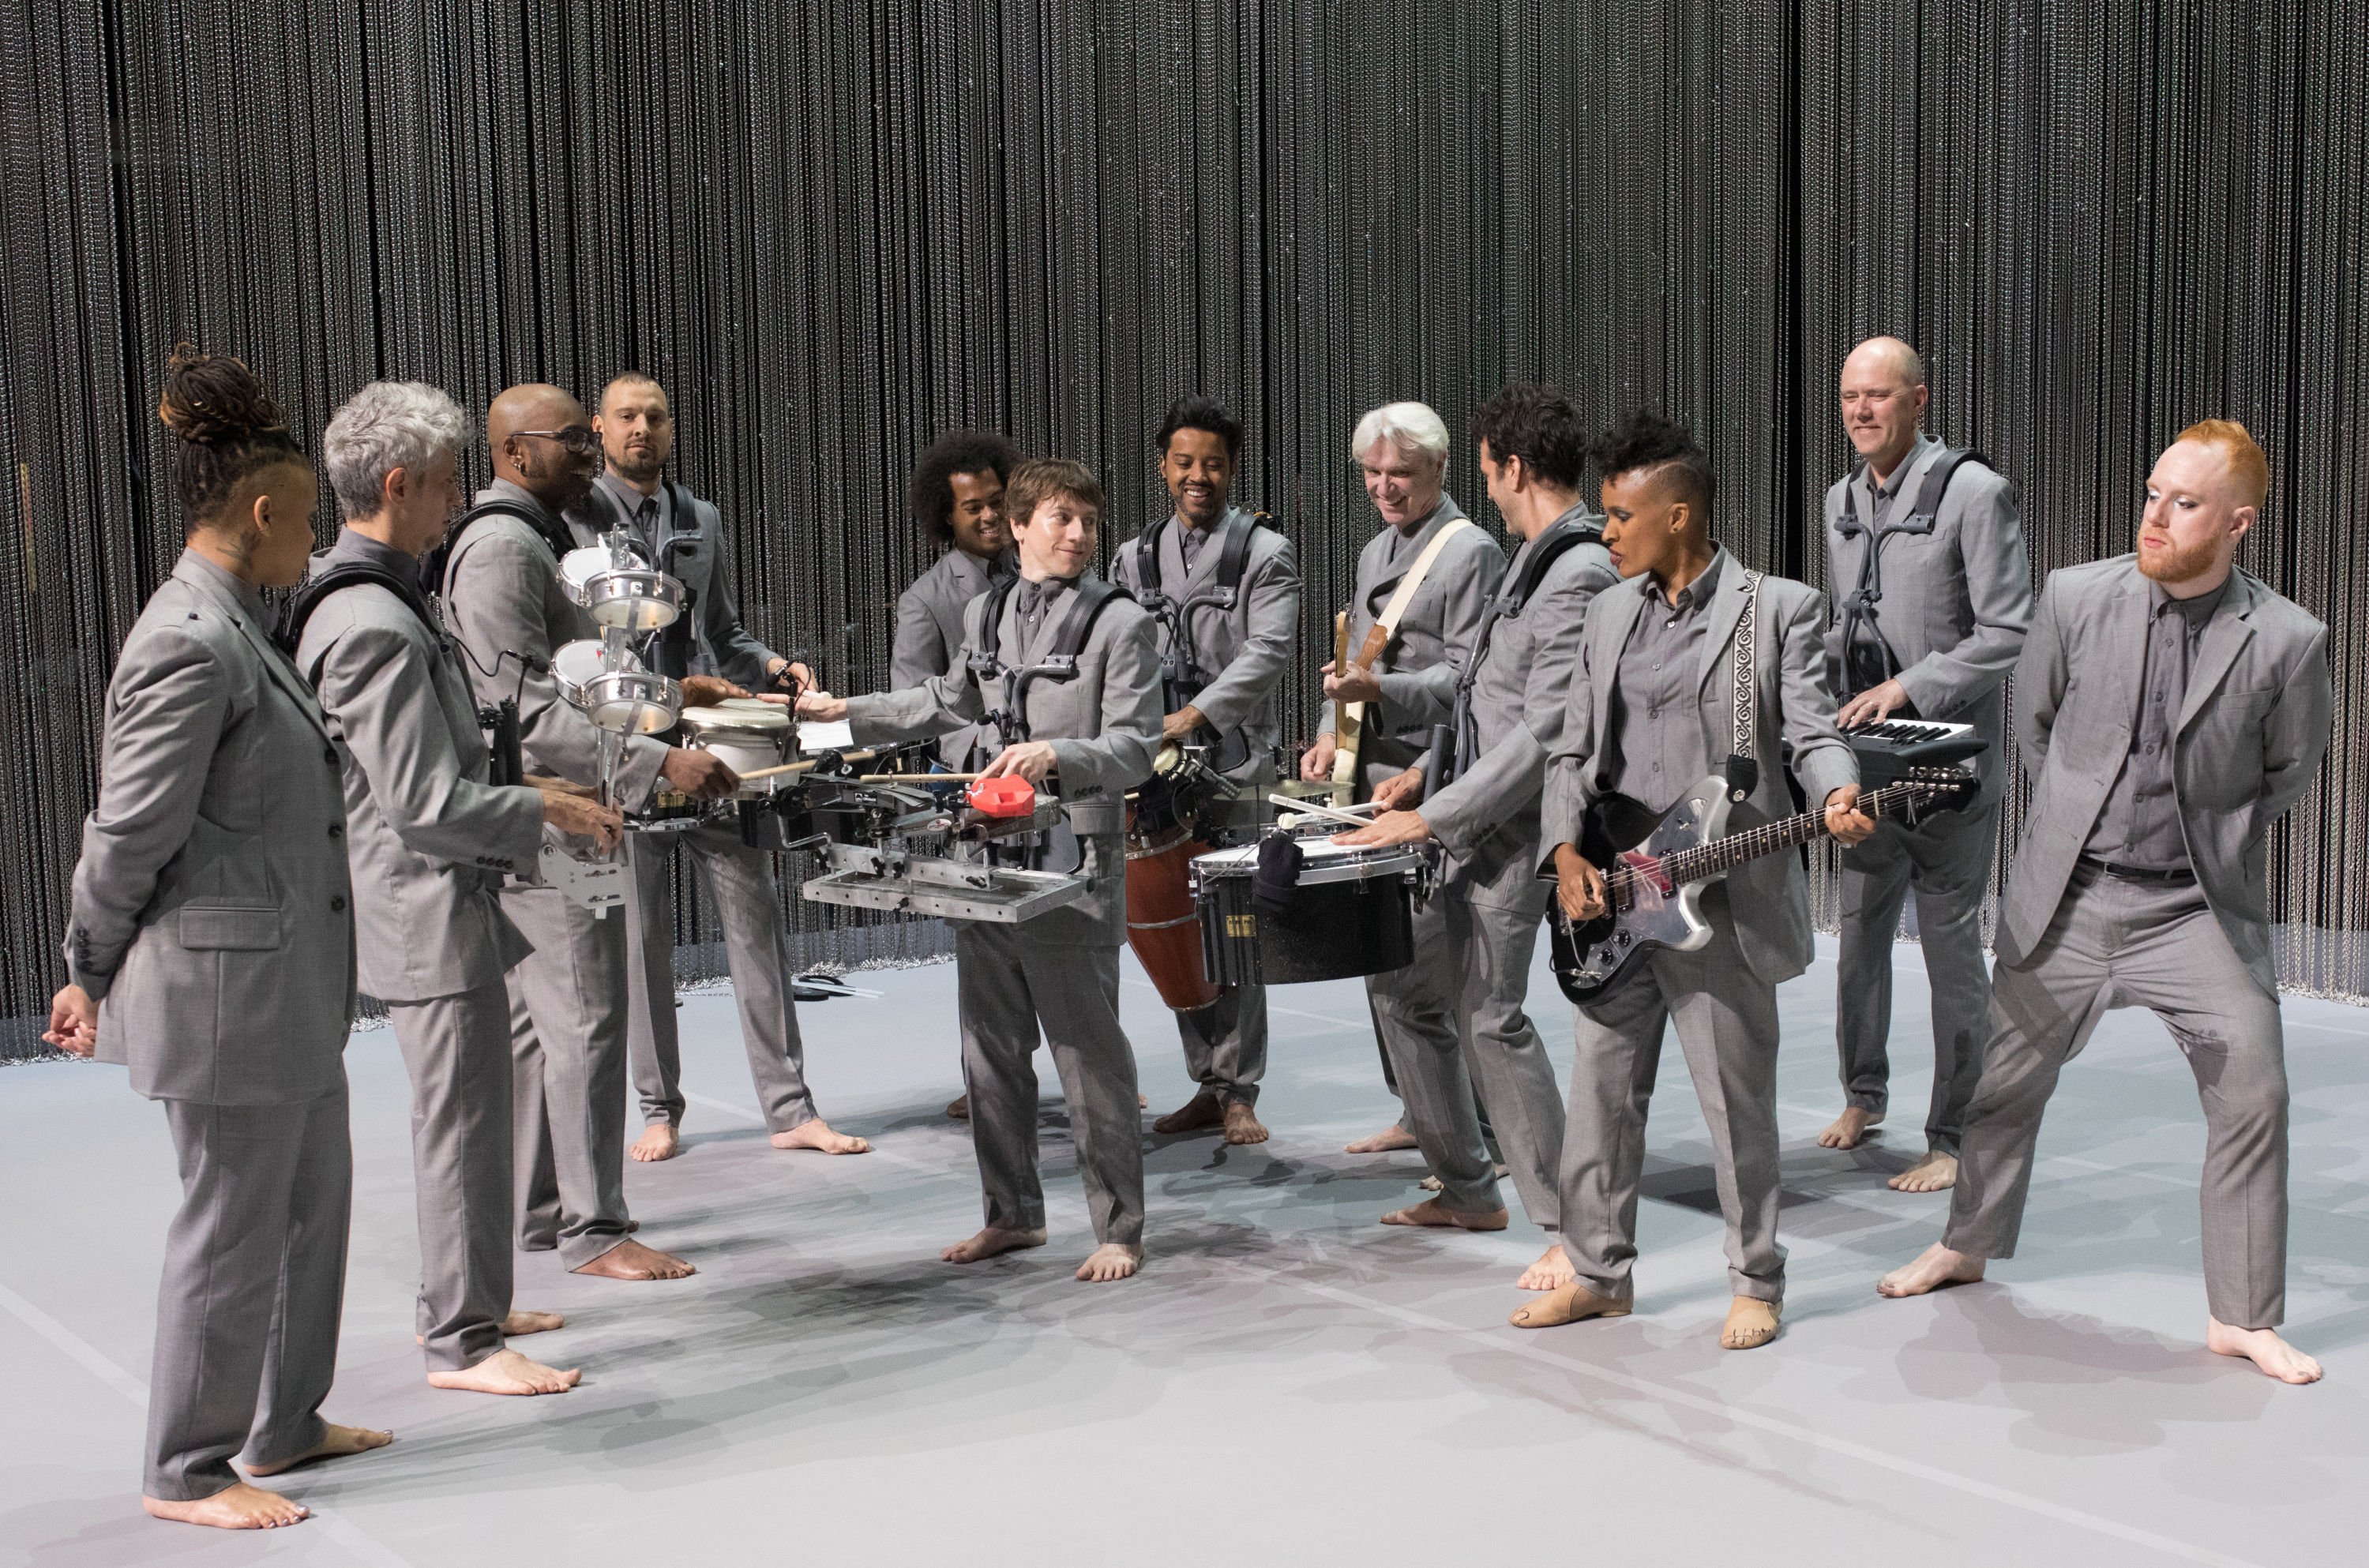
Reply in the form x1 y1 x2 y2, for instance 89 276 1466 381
1605 554 1726 813
2082 575 2232 871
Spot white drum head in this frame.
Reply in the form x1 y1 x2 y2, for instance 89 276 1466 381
551 639 636 703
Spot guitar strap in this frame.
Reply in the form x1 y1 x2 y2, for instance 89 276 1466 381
1730 568 1763 760
1331 515 1475 788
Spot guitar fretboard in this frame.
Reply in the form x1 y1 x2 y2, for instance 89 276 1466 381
1605 778 1950 901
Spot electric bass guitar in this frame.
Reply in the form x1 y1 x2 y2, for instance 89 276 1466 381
1545 765 1973 1005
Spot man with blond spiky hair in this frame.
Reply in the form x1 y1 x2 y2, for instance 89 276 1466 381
1880 420 2333 1386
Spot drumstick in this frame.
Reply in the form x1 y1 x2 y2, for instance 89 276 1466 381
1266 793 1380 828
854 771 988 782
734 748 882 783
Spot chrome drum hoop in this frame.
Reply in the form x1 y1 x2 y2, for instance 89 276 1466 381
580 667 682 733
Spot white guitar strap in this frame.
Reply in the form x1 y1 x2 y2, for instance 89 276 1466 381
1730 568 1763 758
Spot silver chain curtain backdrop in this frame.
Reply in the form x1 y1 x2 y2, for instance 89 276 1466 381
3 2 2364 1056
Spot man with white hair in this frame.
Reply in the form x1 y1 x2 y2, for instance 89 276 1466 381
1300 400 1509 1174
290 380 620 1395
1818 336 2033 1192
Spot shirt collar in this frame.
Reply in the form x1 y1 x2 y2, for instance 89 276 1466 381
1871 433 1939 497
1646 550 1724 613
2149 572 2232 623
176 546 268 622
327 527 419 575
484 478 558 527
599 469 663 524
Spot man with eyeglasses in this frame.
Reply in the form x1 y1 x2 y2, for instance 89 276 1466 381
568 373 869 1166
441 384 737 1283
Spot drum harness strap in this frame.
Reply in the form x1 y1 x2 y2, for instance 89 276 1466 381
967 572 1133 748
1129 508 1264 767
1833 445 1992 705
427 497 583 783
1434 512 1602 791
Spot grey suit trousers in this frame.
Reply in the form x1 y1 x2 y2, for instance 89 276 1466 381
1834 802 1999 1153
1368 891 1565 1226
1558 893 1786 1304
957 924 1146 1246
388 982 515 1371
1175 981 1267 1106
145 1079 351 1501
625 825 817 1133
505 883 634 1270
1944 865 2289 1329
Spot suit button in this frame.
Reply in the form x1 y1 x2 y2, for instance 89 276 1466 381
331 895 347 912
329 823 344 839
323 747 338 764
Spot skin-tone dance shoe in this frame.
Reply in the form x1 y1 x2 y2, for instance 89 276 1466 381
1509 1282 1631 1330
1721 1297 1781 1349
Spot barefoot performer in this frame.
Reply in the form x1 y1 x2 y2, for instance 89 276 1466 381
568 373 862 1165
1879 422 2333 1385
892 429 1020 1121
1526 411 1872 1350
1819 338 2033 1190
49 351 390 1529
1301 401 1506 1158
1117 397 1301 1147
442 384 734 1281
802 458 1162 1282
292 381 603 1396
1331 384 1615 1280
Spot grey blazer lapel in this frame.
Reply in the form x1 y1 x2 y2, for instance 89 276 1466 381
2106 571 2151 738
2178 572 2259 733
1590 586 1646 790
176 557 335 746
1692 557 1751 697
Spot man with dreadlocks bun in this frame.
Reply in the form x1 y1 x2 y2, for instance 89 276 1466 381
48 350 390 1530
1522 410 1872 1351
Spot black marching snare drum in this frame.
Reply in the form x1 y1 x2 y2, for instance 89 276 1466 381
1190 838 1426 985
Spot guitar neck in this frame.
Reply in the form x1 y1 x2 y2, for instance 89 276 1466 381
1654 780 1928 887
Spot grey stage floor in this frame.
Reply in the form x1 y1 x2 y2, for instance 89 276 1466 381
4 936 2367 1568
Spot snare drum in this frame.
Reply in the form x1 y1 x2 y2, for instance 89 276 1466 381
678 700 794 791
559 545 686 632
551 640 681 733
1191 837 1425 985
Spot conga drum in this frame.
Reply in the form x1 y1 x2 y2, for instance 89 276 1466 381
1124 746 1224 1011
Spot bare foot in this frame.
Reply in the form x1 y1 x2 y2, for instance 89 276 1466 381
1818 1106 1883 1150
1888 1150 1959 1192
1153 1092 1226 1135
946 1094 970 1120
941 1226 1047 1264
1518 1244 1575 1291
143 1482 309 1529
629 1122 680 1162
243 1424 392 1477
771 1119 872 1155
1509 1282 1629 1329
1345 1121 1420 1154
571 1238 696 1281
1877 1242 1986 1297
1380 1197 1508 1232
1721 1296 1782 1349
2207 1318 2324 1384
1222 1102 1270 1145
426 1348 582 1396
504 1308 564 1336
1076 1243 1143 1282
1138 1093 1148 1108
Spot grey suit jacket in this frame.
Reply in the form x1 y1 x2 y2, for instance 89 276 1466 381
1822 435 2033 806
1419 520 1618 911
846 577 1162 946
1110 508 1301 775
892 546 1012 767
296 530 543 1003
1541 552 1859 985
1996 557 2332 992
566 478 781 688
443 482 670 805
63 550 357 1105
1318 496 1506 782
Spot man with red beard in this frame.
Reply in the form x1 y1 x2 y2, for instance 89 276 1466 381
1879 421 2333 1386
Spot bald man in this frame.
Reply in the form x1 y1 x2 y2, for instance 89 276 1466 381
1819 338 2032 1191
1880 422 2331 1386
440 384 736 1282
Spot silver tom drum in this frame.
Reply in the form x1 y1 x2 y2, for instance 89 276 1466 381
559 545 685 632
678 699 794 792
551 639 681 733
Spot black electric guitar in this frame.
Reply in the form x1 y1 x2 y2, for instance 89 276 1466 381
1545 766 1973 1005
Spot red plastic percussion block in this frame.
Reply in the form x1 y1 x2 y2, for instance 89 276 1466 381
966 776 1037 817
